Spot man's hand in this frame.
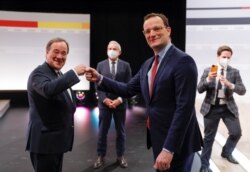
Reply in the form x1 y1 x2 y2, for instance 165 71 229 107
104 98 121 109
207 71 217 81
153 150 173 171
109 99 122 109
103 98 113 107
74 64 86 76
85 67 101 82
219 75 233 88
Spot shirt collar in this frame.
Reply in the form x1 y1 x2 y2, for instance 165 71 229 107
157 42 172 62
109 58 118 64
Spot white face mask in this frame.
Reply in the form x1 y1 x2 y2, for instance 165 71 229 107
219 58 230 68
107 50 119 60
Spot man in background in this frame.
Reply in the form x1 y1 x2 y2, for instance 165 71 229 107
93 40 132 169
26 37 86 172
198 45 246 172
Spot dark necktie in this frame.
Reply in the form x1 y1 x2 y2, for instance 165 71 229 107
111 61 116 79
57 71 62 77
150 55 159 97
215 68 224 105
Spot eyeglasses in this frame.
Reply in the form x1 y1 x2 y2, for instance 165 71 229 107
142 26 166 35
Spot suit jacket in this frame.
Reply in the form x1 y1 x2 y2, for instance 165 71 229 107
96 59 132 110
97 45 203 158
197 65 246 117
26 62 80 154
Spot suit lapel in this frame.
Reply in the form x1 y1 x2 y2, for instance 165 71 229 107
150 46 173 98
226 66 233 81
58 71 74 105
143 57 154 101
44 62 75 107
105 59 113 79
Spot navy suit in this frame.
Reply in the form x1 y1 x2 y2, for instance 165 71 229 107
96 59 132 157
26 62 80 171
97 45 203 171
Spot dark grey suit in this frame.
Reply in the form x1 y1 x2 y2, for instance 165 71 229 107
26 62 80 171
96 59 132 157
198 65 246 167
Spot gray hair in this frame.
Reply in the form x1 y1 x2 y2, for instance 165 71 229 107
108 40 121 51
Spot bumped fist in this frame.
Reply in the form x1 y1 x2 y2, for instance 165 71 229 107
85 67 101 82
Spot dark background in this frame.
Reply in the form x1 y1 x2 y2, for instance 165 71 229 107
0 0 186 107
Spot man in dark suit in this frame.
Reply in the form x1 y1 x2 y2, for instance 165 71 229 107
86 13 203 172
198 45 246 172
93 40 132 169
26 37 86 172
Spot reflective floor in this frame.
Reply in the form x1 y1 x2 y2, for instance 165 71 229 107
195 99 249 172
0 106 247 172
0 107 157 172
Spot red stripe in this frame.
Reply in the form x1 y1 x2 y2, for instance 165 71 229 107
0 20 37 28
241 7 250 9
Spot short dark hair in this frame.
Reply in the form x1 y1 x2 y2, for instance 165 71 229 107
144 13 170 27
217 45 233 56
46 37 69 54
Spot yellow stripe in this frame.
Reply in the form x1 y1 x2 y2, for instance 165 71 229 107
38 21 90 29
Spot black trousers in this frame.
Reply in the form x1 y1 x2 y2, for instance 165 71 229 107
200 105 242 167
30 152 63 172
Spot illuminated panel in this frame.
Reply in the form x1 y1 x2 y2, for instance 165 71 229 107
0 19 90 30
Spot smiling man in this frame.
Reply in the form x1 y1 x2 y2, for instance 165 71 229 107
85 13 203 172
26 37 86 172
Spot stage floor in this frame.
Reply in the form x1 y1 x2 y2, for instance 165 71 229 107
0 107 246 172
0 107 164 172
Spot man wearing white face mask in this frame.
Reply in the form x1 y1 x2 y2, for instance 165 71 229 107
93 40 132 169
198 45 246 172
